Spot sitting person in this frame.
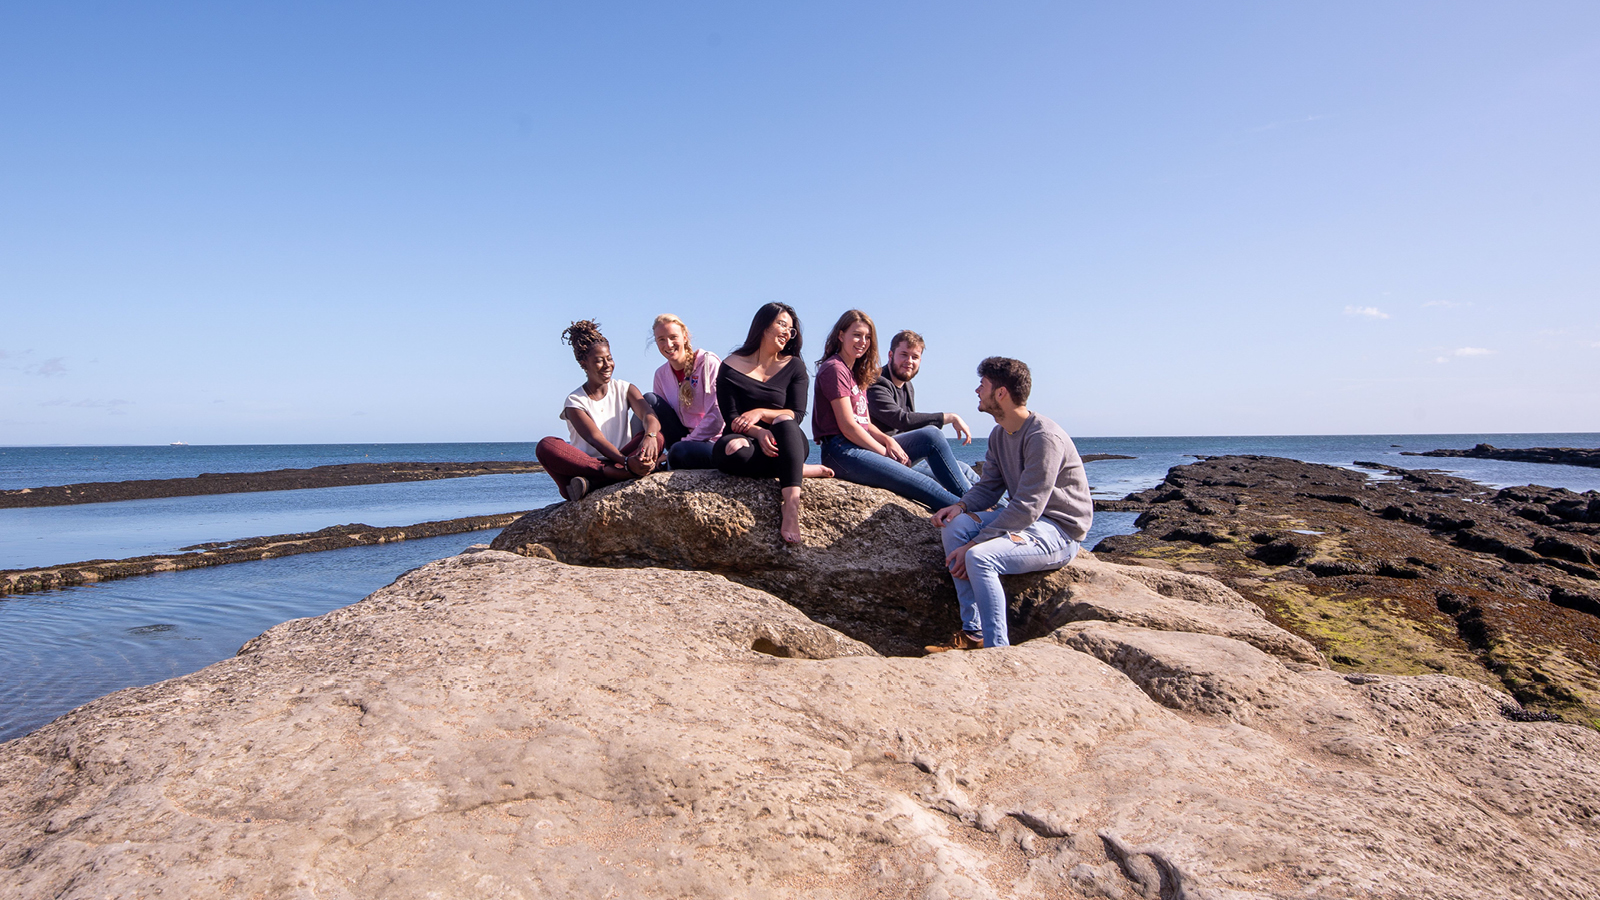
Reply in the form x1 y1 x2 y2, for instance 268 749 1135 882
534 320 665 502
644 313 723 470
867 328 979 489
927 356 1093 651
714 302 833 544
813 310 970 510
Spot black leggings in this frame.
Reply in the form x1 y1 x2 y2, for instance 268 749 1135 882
713 418 807 489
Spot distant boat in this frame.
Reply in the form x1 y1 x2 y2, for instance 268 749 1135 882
169 442 188 446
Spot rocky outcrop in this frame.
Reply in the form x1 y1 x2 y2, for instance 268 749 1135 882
0 514 526 596
5 550 1599 899
490 470 1321 662
1093 455 1600 725
0 461 545 508
1404 442 1600 469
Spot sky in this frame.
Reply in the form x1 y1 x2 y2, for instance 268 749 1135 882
2 2 1597 445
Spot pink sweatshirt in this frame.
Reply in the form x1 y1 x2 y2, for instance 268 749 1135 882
652 349 725 443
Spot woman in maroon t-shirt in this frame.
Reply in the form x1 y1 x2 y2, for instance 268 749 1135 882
813 310 967 510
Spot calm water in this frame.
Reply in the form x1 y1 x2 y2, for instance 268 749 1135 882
0 531 488 742
2 433 1596 744
2 473 559 570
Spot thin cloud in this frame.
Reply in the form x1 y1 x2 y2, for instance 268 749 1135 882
1453 347 1494 357
39 398 132 409
0 348 9 360
1434 357 1450 364
1424 300 1469 308
29 357 67 377
1344 306 1390 319
1252 114 1331 132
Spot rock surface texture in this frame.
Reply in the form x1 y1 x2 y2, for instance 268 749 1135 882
1093 455 1600 726
5 548 1600 899
489 470 1322 662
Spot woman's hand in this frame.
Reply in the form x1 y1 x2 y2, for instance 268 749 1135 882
754 427 780 457
731 410 762 433
882 437 910 465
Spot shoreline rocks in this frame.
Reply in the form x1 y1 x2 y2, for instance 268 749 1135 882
4 549 1598 898
0 461 545 509
1 513 526 596
1402 443 1600 469
1092 455 1600 725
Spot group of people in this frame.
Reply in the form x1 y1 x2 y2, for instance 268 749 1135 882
533 304 1094 652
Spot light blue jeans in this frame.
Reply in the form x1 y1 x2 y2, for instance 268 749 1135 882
940 509 1080 647
821 426 971 510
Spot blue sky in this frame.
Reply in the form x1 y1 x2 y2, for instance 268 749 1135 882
3 2 1596 445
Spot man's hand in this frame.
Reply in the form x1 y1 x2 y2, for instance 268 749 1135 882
883 437 910 465
754 427 780 457
945 413 972 445
930 503 965 527
945 541 974 580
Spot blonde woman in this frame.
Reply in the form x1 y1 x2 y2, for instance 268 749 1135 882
644 314 723 469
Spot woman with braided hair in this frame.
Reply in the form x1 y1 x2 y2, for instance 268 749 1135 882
643 313 723 470
534 319 665 502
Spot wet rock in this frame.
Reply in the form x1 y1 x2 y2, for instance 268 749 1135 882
1404 443 1600 470
1094 455 1600 725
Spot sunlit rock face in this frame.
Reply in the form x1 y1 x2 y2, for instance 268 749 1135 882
4 541 1599 899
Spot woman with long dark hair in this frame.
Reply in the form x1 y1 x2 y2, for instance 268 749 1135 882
813 309 968 509
534 320 665 502
714 303 833 543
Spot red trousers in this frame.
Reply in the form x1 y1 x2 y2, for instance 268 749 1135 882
536 432 665 498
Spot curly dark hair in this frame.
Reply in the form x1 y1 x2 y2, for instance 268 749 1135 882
977 356 1031 404
561 319 608 363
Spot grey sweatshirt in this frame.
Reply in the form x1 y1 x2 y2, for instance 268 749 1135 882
960 413 1094 543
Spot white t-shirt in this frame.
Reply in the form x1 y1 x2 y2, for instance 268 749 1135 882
563 379 635 458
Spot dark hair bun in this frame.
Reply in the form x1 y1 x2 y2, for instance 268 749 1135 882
562 320 608 362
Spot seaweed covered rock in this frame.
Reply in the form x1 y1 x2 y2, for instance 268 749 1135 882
1094 455 1600 725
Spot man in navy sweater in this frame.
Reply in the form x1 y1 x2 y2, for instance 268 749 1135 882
927 357 1094 651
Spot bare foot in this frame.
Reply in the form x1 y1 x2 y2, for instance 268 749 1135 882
803 464 834 479
780 492 804 544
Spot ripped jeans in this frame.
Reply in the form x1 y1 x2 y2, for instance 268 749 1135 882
940 509 1079 647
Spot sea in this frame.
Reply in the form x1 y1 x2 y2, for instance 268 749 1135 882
3 433 1598 743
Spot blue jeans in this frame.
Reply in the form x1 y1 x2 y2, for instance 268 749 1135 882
821 427 969 510
941 509 1079 647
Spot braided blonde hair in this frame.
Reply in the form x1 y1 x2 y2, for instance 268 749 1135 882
652 313 696 409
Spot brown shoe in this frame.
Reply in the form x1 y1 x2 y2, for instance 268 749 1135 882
924 631 984 654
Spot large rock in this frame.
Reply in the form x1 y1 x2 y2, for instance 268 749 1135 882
4 551 1598 899
491 470 1321 663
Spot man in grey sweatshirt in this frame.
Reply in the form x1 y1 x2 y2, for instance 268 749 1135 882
927 357 1093 651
